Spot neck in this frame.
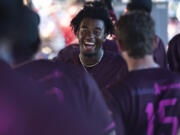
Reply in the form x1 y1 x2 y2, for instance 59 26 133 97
123 53 159 71
79 49 104 67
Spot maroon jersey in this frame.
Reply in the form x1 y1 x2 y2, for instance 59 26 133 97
15 60 115 133
108 68 180 135
0 60 45 135
167 34 180 72
0 58 12 68
102 39 119 53
55 45 128 96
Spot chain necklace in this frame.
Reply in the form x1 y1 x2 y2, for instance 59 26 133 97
79 49 104 72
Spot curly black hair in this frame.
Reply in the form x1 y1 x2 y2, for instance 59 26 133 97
71 1 114 36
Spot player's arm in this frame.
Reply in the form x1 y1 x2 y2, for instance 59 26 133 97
55 45 77 62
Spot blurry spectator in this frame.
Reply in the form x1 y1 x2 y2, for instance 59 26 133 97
126 0 168 68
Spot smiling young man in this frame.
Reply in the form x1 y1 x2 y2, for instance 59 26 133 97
56 2 128 97
108 11 180 135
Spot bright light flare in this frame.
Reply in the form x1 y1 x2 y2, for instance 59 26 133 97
42 47 52 54
59 12 71 27
176 3 180 21
32 0 53 9
40 20 55 38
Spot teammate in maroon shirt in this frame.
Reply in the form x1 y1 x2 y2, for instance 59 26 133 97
126 0 168 68
0 59 112 135
0 1 116 134
15 60 116 135
108 11 180 135
55 1 128 97
167 33 180 73
0 59 45 135
0 1 118 135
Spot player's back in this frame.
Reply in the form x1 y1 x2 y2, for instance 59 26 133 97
109 68 180 135
15 59 115 134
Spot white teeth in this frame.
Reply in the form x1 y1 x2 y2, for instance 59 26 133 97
85 42 94 45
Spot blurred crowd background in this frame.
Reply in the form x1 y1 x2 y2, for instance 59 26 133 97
23 0 179 59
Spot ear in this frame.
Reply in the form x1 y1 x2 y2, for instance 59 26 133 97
116 39 124 52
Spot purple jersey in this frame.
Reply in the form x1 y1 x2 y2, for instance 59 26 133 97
102 39 119 53
167 34 180 72
0 59 12 71
108 68 180 135
15 60 115 133
55 45 128 96
0 60 45 135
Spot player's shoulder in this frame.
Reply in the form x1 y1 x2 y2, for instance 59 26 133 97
59 44 79 53
15 59 86 79
104 50 126 64
16 59 80 71
0 59 12 72
55 44 79 63
169 33 180 46
104 50 121 57
165 69 180 82
103 39 117 48
15 59 56 72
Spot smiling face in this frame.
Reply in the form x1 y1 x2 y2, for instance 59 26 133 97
77 18 106 57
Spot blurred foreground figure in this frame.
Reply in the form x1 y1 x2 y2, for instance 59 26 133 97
108 11 180 135
167 34 180 73
56 1 128 98
0 0 40 67
15 60 116 135
0 2 42 134
126 0 168 68
0 60 43 135
0 1 116 134
0 60 111 135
